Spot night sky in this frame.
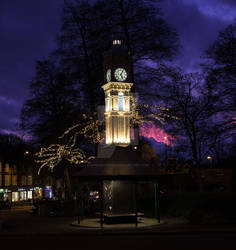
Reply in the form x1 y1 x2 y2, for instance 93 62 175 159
0 0 235 136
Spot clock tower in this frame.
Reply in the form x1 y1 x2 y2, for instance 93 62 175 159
102 39 133 145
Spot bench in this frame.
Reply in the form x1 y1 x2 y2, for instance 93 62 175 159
103 212 144 224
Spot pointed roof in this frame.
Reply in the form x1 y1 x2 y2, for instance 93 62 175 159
91 146 146 166
73 146 160 180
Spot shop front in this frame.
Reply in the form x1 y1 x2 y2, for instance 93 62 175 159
0 186 43 202
0 188 12 201
0 186 55 203
44 186 53 199
12 191 18 202
30 187 43 200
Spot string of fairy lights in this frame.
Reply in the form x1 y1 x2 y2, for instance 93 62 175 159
35 96 178 174
35 114 99 174
131 95 178 125
59 113 101 145
35 144 88 174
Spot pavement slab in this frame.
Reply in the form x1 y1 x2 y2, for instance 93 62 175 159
1 205 236 236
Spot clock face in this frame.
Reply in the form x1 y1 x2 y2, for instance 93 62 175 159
114 68 127 82
106 69 111 82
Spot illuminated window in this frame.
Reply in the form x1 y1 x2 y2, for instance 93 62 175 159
107 92 110 111
118 92 124 111
27 191 32 199
113 39 121 45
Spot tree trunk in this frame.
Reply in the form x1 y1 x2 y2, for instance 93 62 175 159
64 165 72 200
1 161 5 188
192 140 203 192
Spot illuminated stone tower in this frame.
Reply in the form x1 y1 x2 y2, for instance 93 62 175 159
102 39 133 146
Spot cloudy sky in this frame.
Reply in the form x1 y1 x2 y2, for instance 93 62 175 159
0 0 235 136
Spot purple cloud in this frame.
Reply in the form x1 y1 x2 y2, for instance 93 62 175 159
0 0 235 134
0 0 63 133
160 0 236 72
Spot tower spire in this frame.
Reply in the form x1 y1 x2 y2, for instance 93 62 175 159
111 26 122 45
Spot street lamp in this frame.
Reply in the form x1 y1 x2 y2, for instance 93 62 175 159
207 155 213 168
23 150 30 185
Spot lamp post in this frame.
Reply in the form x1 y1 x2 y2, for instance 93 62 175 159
207 155 213 168
23 150 30 186
164 136 168 170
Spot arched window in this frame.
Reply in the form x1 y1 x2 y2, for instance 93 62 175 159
118 92 124 111
113 39 121 45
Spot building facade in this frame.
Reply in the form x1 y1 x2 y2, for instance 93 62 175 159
0 159 53 203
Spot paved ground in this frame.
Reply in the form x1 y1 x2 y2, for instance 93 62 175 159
1 204 236 235
1 205 236 250
0 205 77 233
0 205 186 233
3 233 236 250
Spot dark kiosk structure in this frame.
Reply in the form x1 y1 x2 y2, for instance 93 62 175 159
74 39 161 228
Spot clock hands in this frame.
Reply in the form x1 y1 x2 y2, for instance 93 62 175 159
114 68 127 81
121 70 126 79
119 70 123 79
